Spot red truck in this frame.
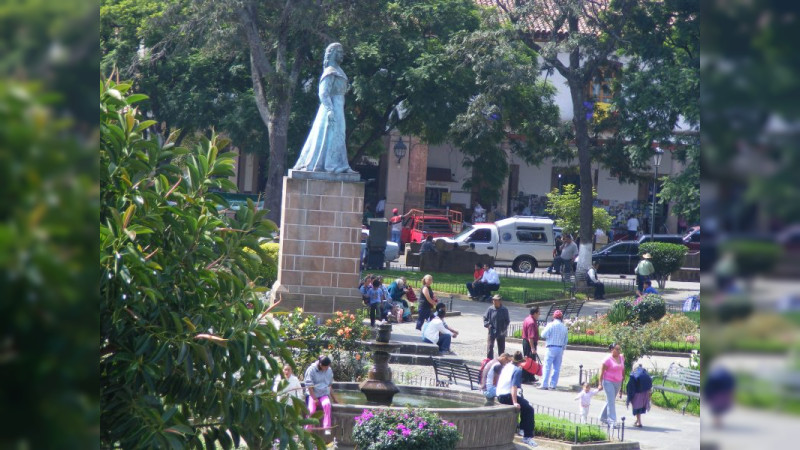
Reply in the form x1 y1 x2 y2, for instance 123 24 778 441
399 209 463 251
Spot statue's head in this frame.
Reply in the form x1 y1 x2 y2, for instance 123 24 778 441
323 43 343 68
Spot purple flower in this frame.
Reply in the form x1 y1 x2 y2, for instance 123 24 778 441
387 430 395 437
447 422 455 427
429 432 433 436
402 428 411 437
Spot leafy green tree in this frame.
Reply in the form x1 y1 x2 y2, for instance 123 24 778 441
489 0 699 267
613 0 700 225
638 242 689 289
545 184 611 238
1 1 98 447
100 80 320 449
490 0 643 272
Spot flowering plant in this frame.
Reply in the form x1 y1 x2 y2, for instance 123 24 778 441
352 408 461 450
276 308 370 381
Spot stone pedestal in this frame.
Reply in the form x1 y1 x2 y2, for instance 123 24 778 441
270 172 365 318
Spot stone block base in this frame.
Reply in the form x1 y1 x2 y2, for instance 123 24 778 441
269 175 365 319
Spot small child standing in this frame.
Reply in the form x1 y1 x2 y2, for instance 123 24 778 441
575 382 602 423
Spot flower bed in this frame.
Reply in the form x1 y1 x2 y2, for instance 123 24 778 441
275 308 371 381
512 311 700 353
352 408 461 450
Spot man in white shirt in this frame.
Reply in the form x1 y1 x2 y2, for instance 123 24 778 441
626 215 639 240
478 265 501 302
587 261 605 299
496 352 538 447
422 309 454 355
375 197 386 217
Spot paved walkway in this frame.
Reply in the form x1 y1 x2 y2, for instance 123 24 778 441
385 280 701 449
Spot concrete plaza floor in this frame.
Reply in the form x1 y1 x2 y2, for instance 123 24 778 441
386 280 702 449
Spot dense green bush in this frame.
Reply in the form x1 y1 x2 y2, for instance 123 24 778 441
633 294 666 324
245 242 279 286
352 408 461 450
638 242 688 289
721 240 783 279
607 299 634 324
100 81 320 449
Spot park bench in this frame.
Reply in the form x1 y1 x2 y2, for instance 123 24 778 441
537 300 584 326
652 362 701 414
562 270 593 300
430 356 481 390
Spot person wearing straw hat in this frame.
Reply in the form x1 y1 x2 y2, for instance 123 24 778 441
539 309 569 390
634 253 655 293
496 351 538 447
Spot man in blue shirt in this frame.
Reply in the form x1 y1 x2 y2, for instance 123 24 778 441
540 310 569 390
642 280 659 295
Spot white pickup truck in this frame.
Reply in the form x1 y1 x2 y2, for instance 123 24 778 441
438 216 556 273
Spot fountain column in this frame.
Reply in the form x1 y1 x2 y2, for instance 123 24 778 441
359 323 400 405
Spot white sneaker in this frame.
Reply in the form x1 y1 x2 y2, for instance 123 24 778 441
522 437 538 447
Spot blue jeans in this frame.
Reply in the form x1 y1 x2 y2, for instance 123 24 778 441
391 229 401 246
599 379 622 424
484 386 496 399
424 333 451 352
541 345 564 388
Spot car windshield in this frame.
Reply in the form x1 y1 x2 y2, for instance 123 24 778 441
598 242 619 252
452 225 474 240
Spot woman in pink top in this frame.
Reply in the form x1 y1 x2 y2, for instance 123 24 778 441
597 343 625 426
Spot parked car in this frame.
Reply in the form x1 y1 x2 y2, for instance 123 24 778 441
637 234 686 246
682 226 701 251
591 240 640 274
400 209 462 250
437 216 556 273
361 229 400 263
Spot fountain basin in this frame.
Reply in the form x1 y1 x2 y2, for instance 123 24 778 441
331 382 518 450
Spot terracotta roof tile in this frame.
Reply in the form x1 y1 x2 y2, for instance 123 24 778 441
475 0 607 39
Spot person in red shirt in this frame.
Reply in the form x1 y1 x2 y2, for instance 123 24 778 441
522 307 540 358
389 208 403 247
466 263 485 300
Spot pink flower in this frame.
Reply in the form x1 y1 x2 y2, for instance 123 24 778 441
387 430 395 437
685 335 697 343
402 428 411 437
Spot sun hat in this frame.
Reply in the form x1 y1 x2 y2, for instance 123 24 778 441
491 294 503 302
553 310 564 319
642 253 652 259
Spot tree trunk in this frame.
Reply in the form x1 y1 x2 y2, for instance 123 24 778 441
569 76 594 274
264 108 290 223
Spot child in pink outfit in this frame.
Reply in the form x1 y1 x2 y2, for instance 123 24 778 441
574 382 602 423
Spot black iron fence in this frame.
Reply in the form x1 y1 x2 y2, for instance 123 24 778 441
579 364 600 386
528 403 622 443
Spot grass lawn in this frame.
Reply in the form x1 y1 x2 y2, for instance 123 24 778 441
683 311 700 325
735 373 800 416
370 269 568 303
650 380 700 416
534 413 608 443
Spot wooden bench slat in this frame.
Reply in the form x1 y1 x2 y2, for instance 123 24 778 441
431 357 480 390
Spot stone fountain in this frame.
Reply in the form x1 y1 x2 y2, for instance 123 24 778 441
358 323 401 405
329 322 519 449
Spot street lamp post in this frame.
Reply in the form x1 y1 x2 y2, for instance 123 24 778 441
650 147 664 239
